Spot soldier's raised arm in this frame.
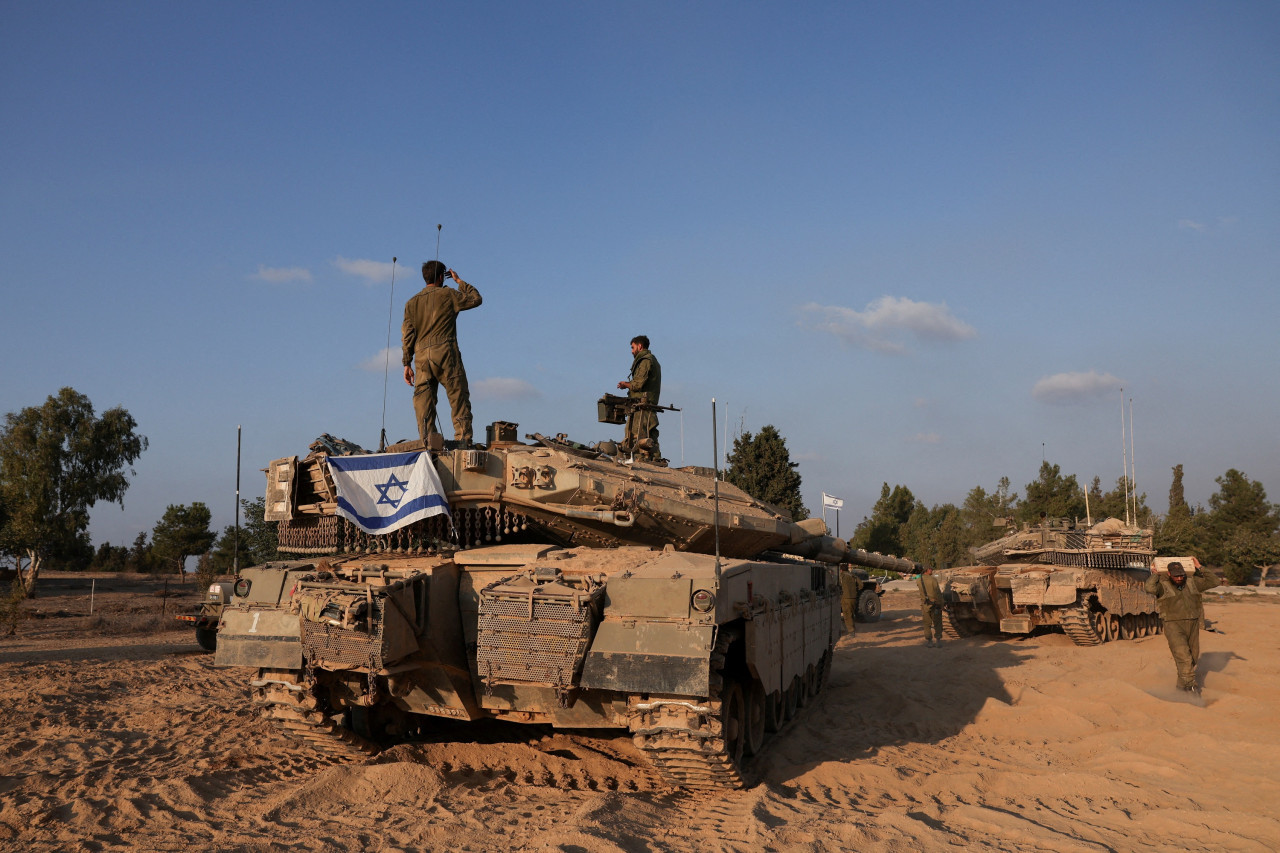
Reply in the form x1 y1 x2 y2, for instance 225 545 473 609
449 271 482 310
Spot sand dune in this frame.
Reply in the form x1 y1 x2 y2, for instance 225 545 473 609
1 590 1277 852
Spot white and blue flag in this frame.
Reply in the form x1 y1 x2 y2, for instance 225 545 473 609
327 451 450 534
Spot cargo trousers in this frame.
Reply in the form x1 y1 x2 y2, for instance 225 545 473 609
1163 618 1201 691
413 343 472 444
921 603 943 644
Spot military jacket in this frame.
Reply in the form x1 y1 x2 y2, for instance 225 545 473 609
627 349 661 406
839 571 862 599
402 278 483 365
917 574 943 606
1143 571 1220 621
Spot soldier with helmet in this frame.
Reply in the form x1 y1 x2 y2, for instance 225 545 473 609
1144 560 1220 694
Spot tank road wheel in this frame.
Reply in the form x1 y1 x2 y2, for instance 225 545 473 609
764 690 786 733
195 626 217 652
811 654 830 697
1088 609 1109 642
718 681 747 769
856 590 882 622
802 664 819 702
1136 613 1150 639
1107 614 1121 642
1120 614 1136 641
786 675 804 716
1154 614 1163 634
743 680 767 757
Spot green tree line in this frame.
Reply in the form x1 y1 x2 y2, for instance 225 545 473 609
847 461 1279 585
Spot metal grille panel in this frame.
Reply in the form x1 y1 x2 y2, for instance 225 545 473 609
301 609 387 670
475 574 602 690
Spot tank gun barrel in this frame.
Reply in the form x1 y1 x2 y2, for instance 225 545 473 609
846 548 922 574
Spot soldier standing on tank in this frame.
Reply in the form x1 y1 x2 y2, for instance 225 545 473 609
917 566 944 647
840 567 861 633
616 335 661 461
1144 561 1220 694
402 261 482 446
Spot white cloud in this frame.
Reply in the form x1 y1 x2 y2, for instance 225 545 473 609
358 347 402 373
473 377 540 401
334 256 399 285
251 264 312 283
1032 370 1124 405
801 296 976 354
1178 219 1206 232
906 432 942 444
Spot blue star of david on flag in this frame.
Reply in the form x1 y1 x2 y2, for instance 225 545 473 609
375 473 410 508
327 451 450 534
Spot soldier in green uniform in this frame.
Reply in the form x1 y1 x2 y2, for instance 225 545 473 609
616 335 662 461
1144 561 1220 694
917 566 944 647
402 261 483 445
840 568 862 633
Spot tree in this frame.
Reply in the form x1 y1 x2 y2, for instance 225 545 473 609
959 477 1018 551
126 531 158 574
1157 464 1201 557
900 501 967 569
0 388 147 596
725 425 808 520
1020 461 1085 523
151 502 216 579
1220 528 1280 586
850 483 916 556
1088 475 1151 527
239 496 281 566
1202 469 1279 570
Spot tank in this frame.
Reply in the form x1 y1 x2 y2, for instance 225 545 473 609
939 517 1167 645
212 423 890 789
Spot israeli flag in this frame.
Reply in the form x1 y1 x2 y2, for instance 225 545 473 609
327 451 450 534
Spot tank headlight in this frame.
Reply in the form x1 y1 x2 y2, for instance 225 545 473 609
691 589 715 613
233 578 252 598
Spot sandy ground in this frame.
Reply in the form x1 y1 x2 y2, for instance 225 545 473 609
1 579 1278 853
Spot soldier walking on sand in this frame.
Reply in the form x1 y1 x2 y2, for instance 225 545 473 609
1144 561 1220 694
616 335 662 461
402 261 482 445
918 566 944 647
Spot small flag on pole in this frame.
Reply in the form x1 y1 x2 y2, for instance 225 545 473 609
327 451 450 534
822 492 844 510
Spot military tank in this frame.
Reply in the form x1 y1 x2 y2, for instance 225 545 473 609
939 517 1167 646
213 420 891 789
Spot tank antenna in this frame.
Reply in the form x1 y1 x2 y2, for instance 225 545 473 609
712 397 722 578
1119 388 1129 527
378 257 398 452
1128 396 1137 526
435 223 442 260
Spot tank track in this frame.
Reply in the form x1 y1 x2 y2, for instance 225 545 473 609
628 632 749 790
251 672 380 762
941 606 980 640
1059 603 1104 646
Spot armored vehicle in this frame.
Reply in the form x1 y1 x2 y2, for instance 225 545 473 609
939 517 1166 645
213 424 890 789
176 580 233 651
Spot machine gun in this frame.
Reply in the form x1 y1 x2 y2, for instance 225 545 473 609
596 393 681 425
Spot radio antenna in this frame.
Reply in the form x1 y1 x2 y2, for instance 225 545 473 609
378 257 398 452
435 223 442 261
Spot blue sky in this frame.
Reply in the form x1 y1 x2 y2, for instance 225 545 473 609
2 2 1277 549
